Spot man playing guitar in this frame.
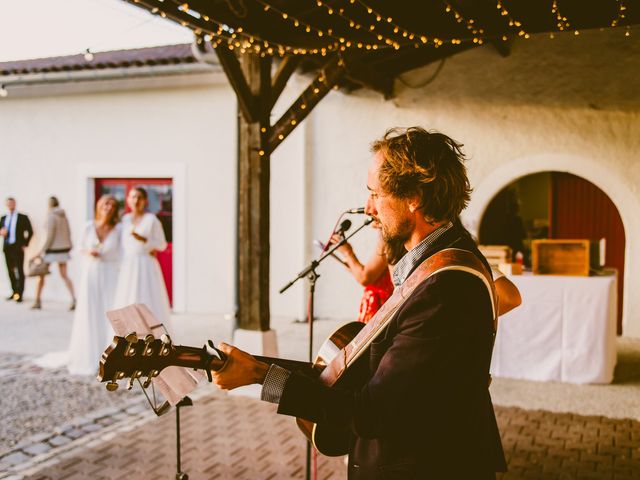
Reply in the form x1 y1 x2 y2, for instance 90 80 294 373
212 127 506 479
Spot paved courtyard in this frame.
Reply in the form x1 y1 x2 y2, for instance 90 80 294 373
1 300 640 479
2 377 639 480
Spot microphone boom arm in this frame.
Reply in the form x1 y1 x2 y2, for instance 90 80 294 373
279 217 374 294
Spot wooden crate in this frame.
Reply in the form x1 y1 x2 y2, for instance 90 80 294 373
478 245 512 268
532 239 590 276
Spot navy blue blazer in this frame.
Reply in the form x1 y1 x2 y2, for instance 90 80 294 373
278 223 506 479
1 213 33 250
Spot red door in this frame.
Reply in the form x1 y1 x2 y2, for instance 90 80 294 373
550 173 625 333
94 178 173 306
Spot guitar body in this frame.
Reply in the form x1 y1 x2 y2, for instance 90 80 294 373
295 320 368 457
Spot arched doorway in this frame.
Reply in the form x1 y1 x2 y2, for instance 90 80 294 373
479 172 625 333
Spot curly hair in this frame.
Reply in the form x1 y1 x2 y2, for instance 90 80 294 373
371 127 472 223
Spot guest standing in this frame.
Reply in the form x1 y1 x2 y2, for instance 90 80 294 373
32 196 76 310
113 187 172 329
1 197 33 302
330 225 403 323
67 195 121 375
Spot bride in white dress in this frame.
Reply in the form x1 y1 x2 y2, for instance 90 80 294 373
66 195 121 375
113 187 172 330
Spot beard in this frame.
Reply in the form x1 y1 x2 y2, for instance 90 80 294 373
380 216 413 247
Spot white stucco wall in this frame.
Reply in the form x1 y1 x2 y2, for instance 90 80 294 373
305 27 640 336
0 78 237 315
2 26 639 336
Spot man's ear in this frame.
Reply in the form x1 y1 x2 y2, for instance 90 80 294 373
407 195 421 214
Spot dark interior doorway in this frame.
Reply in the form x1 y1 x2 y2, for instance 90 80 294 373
479 172 625 334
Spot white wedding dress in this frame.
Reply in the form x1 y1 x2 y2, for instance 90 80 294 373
36 222 121 374
66 222 121 375
113 213 172 331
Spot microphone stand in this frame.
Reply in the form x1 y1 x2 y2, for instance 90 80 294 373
279 216 373 480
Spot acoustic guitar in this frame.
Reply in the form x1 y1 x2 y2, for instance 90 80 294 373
98 321 366 456
98 248 496 456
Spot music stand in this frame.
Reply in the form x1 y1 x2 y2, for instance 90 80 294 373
107 304 201 480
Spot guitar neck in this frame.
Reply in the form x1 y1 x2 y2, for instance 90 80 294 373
171 345 313 374
254 355 313 372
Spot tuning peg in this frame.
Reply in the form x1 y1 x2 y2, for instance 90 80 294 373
150 369 159 377
160 333 172 345
142 376 152 388
106 381 119 392
142 335 155 356
126 377 135 390
125 332 138 344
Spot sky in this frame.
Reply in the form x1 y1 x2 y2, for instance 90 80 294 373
0 0 193 62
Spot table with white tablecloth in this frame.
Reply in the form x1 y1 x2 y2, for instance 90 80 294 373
490 273 617 384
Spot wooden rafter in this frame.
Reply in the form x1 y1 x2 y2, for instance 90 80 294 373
268 56 301 112
267 55 345 154
214 45 258 123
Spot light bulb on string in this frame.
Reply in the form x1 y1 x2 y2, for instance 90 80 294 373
84 48 94 61
0 85 8 98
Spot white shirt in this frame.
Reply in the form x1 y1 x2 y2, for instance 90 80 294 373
4 212 17 244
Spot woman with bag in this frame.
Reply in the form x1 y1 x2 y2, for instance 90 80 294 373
31 196 76 310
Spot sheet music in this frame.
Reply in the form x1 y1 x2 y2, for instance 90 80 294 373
107 304 203 406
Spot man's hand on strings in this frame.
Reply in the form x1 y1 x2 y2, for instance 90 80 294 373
211 343 270 390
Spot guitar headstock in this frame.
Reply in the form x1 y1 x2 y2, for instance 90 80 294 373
97 332 177 391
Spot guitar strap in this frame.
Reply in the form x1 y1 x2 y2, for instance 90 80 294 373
318 247 498 386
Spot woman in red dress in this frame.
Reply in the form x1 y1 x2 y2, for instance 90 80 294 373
330 225 404 323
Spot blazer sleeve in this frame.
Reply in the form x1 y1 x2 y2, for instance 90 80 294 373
23 215 33 245
277 270 494 439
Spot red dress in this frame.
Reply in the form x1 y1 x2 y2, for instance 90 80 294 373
357 269 394 323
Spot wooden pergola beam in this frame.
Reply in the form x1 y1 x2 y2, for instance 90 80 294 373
214 45 258 123
268 56 302 112
267 55 345 154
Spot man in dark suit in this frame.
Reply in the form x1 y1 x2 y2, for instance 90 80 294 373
212 128 506 479
1 197 33 302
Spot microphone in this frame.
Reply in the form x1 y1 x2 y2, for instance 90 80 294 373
334 219 352 236
345 207 365 214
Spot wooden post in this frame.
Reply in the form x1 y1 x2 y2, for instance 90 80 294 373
236 54 272 331
212 47 345 332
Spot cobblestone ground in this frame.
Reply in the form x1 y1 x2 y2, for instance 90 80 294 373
496 407 640 480
0 352 145 452
2 352 640 479
2 385 639 479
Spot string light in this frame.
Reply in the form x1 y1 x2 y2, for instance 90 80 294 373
147 0 327 57
354 0 437 48
496 1 529 39
131 0 627 58
0 85 8 98
254 0 343 52
611 1 626 27
552 0 570 32
443 2 483 45
317 0 401 50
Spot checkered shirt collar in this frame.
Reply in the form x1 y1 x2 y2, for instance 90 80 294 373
392 221 454 287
